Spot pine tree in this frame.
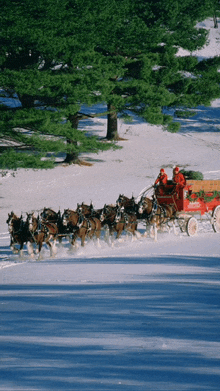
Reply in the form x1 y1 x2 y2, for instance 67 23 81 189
0 0 118 168
1 0 220 169
89 0 220 137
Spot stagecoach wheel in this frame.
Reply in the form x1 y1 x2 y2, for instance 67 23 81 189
186 217 198 237
212 205 220 233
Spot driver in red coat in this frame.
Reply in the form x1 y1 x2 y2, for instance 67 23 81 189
154 168 168 186
154 168 168 195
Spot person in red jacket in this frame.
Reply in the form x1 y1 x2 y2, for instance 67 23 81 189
172 166 186 187
154 168 168 186
172 166 186 198
154 168 168 195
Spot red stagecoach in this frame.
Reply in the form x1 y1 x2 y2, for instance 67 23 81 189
155 180 220 236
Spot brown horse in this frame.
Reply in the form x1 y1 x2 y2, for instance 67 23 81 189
27 213 59 257
76 202 94 217
40 207 67 242
40 207 59 221
6 211 30 255
76 203 102 245
62 209 90 247
137 196 176 240
100 204 138 244
116 194 138 215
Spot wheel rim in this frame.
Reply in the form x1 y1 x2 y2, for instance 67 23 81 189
186 217 198 236
212 205 220 233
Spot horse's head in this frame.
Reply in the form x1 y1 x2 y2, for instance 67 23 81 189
76 203 83 213
77 212 85 228
26 212 38 232
7 211 21 233
41 207 57 221
116 194 123 206
6 211 14 225
100 204 110 222
138 197 152 215
62 209 75 226
115 205 124 222
62 209 69 226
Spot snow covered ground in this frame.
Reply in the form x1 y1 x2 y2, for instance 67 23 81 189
0 18 220 391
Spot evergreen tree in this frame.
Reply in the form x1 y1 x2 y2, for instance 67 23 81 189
90 0 220 137
1 0 220 169
0 0 118 168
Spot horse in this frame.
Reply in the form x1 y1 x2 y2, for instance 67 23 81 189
40 207 59 221
62 209 90 247
76 202 95 217
27 213 59 257
116 194 138 215
40 207 67 242
100 204 138 244
76 203 102 245
6 211 30 255
137 196 176 240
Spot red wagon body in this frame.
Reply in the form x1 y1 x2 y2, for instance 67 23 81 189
155 180 220 235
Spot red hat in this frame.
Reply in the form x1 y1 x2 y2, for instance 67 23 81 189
174 166 179 173
160 168 165 173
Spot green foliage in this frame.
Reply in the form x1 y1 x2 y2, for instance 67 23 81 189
175 110 197 118
166 122 181 133
187 190 220 202
0 149 55 169
180 170 204 180
1 0 220 167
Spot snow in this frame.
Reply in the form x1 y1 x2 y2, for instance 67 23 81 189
0 18 220 391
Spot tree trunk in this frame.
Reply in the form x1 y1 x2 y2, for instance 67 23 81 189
18 94 35 108
213 14 218 28
64 114 80 164
106 103 119 140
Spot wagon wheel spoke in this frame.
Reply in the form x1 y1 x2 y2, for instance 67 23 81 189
186 217 198 237
212 205 220 233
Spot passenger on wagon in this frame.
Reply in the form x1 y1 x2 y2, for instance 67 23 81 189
172 166 186 187
154 168 168 195
172 166 186 197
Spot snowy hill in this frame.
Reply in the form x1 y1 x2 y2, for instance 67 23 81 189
0 18 220 391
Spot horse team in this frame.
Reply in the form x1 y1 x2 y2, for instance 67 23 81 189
6 193 177 258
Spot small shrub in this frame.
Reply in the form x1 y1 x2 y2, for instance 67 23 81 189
180 169 204 180
167 122 181 133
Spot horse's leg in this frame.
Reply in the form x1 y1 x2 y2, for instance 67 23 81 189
11 238 19 253
81 226 89 247
92 220 101 247
130 223 138 241
106 226 114 246
27 241 34 258
142 220 148 237
36 233 45 259
80 232 86 247
45 234 56 257
37 242 42 260
95 228 102 247
149 225 154 239
51 236 57 256
45 238 53 257
116 223 124 241
103 225 110 244
154 223 158 241
70 232 78 249
172 220 178 235
19 242 24 258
